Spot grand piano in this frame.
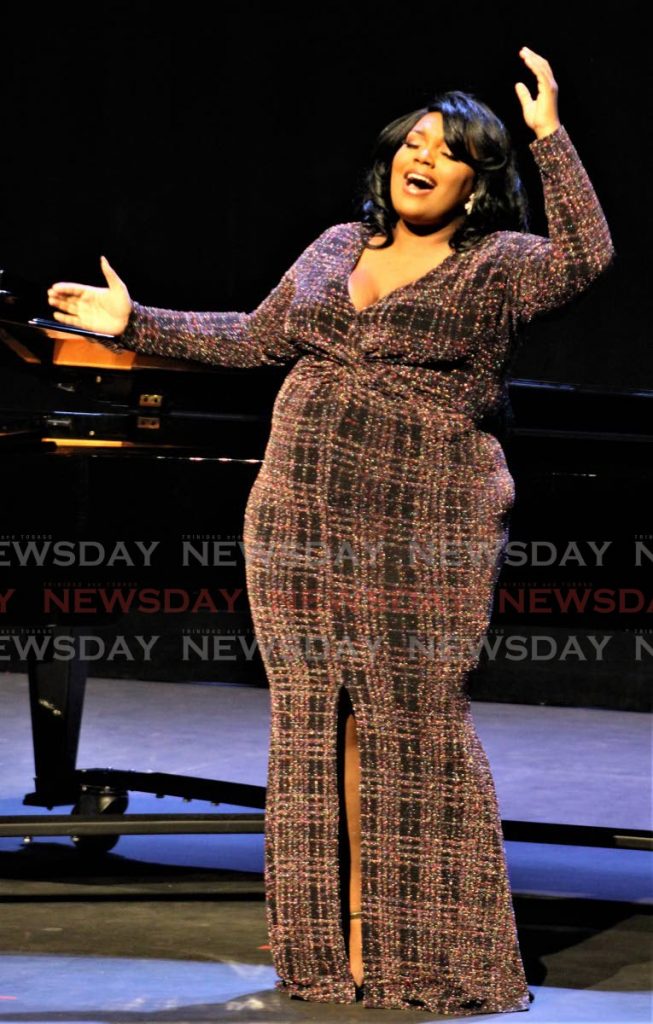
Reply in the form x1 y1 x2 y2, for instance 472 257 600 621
0 269 650 854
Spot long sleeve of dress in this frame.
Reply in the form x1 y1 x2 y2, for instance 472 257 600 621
104 226 333 368
508 122 616 326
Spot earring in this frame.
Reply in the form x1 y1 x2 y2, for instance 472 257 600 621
464 191 476 215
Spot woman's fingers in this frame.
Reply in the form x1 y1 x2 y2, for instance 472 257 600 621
516 45 559 132
48 294 79 313
519 46 557 89
514 81 532 102
48 283 86 298
52 310 81 325
100 255 119 285
520 46 550 68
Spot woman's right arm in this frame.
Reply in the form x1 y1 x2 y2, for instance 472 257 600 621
109 261 301 368
49 226 334 368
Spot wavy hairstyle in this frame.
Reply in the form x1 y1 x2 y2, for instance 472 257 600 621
353 89 531 252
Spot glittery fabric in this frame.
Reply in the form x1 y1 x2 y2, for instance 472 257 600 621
109 124 614 1014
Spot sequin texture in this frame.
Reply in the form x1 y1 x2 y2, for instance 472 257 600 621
110 124 615 1014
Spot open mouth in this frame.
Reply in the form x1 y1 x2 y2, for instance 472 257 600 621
404 172 436 194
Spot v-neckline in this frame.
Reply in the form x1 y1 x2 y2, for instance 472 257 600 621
345 222 463 316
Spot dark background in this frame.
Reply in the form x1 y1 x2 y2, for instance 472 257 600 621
0 0 647 387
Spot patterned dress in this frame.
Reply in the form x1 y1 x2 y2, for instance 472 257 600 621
109 123 615 1014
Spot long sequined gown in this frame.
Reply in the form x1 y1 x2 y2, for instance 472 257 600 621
108 124 615 1014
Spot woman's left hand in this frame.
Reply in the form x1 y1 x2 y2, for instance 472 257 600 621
514 46 561 138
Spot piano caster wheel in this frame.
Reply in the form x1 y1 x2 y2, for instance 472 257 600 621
70 790 128 856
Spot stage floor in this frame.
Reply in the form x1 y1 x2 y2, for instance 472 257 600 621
0 674 650 1023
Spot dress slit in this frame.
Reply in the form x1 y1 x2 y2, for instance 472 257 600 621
336 681 353 925
335 681 365 988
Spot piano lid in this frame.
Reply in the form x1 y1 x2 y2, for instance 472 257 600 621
0 266 192 371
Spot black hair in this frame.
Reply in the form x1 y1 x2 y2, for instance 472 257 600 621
353 89 531 251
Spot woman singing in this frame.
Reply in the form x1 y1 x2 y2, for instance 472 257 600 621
48 46 615 1014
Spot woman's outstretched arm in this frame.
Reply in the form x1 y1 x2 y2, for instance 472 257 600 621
49 226 333 368
108 258 302 368
506 47 616 326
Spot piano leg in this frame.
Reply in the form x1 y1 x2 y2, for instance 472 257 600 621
24 626 88 808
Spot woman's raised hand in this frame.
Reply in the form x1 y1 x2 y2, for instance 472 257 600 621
47 256 133 336
515 46 560 139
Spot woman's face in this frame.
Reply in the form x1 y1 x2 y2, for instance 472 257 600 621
390 111 476 231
